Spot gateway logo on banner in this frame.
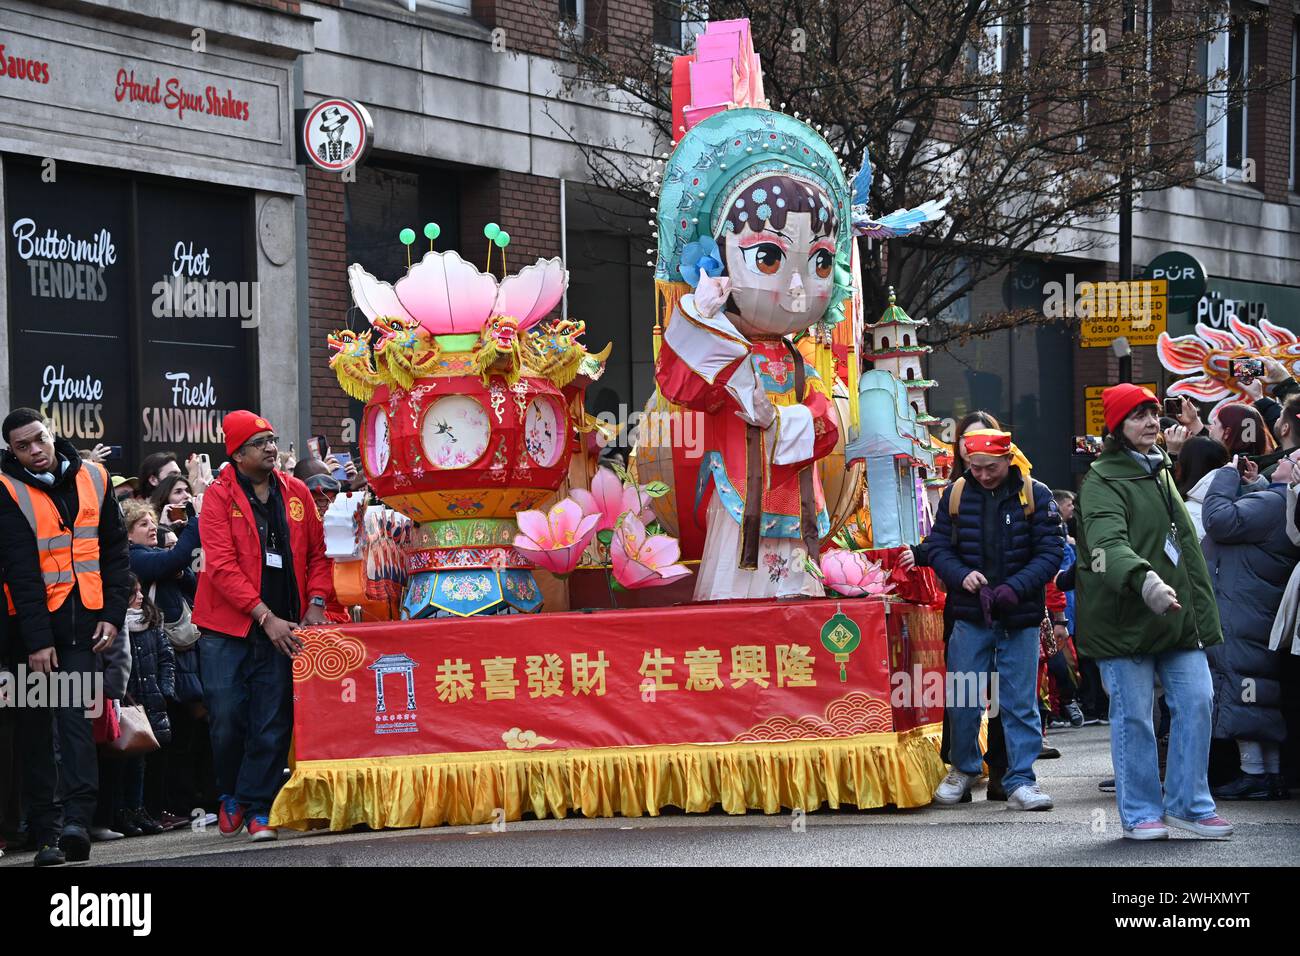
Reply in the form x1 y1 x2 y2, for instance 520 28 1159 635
10 216 116 302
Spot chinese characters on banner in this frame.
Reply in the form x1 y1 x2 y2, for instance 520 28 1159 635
291 599 902 762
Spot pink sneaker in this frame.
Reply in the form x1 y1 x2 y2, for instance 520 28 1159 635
1123 820 1169 840
1164 814 1233 840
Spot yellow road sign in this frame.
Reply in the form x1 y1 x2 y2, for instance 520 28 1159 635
1079 280 1168 347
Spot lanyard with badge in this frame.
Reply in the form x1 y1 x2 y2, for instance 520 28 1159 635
1152 466 1181 566
265 523 284 569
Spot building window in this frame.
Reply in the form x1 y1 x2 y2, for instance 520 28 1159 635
1200 3 1254 181
559 0 585 39
963 5 1029 125
1290 19 1298 190
393 0 472 15
654 1 686 50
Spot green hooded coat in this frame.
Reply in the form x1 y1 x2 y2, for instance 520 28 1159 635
1075 444 1222 659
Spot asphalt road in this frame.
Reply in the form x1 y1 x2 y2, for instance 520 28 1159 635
3 725 1297 867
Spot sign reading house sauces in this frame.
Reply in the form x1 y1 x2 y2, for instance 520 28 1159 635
300 98 373 173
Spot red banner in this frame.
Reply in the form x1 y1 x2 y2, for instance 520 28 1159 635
290 598 894 760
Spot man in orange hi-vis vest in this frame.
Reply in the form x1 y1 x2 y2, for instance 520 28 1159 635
0 408 131 867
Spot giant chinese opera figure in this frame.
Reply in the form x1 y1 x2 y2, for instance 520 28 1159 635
654 109 854 601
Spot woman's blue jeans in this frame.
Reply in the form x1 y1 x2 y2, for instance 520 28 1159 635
1097 649 1218 831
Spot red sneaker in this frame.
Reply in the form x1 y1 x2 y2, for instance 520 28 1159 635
218 796 246 837
247 814 278 842
1164 813 1233 840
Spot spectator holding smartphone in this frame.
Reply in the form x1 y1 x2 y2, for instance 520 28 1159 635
136 453 180 501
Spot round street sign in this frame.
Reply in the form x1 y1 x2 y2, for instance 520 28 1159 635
302 98 374 173
1141 251 1206 315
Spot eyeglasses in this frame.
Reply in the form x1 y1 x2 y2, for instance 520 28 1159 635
242 435 280 450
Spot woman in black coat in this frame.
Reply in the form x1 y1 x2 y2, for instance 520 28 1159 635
1201 454 1300 799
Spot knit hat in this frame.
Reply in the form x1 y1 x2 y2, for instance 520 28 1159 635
1102 383 1158 434
223 410 275 456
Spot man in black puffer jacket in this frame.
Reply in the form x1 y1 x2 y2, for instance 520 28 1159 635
921 428 1063 811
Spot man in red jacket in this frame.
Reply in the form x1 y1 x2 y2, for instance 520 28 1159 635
193 411 332 842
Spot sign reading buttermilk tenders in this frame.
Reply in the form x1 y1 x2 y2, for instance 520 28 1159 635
5 161 131 445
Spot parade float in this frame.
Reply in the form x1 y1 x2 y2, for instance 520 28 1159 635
271 18 955 833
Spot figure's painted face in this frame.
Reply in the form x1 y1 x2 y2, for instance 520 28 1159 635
716 175 838 338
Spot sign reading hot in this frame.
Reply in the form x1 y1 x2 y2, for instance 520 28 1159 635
300 98 373 173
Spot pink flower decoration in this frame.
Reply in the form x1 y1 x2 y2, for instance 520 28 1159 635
513 498 599 577
820 549 895 598
348 253 567 337
570 467 655 532
610 513 692 589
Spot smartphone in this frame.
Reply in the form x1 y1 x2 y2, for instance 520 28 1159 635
332 451 352 483
107 445 123 460
199 453 210 467
1163 397 1182 418
1073 435 1103 456
1232 358 1264 380
311 435 330 460
1237 456 1253 475
167 503 187 522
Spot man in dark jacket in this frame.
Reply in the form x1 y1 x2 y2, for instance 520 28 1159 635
0 409 131 865
921 428 1064 810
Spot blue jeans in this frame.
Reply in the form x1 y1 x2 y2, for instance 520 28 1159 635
946 620 1042 796
199 631 293 815
1097 650 1217 831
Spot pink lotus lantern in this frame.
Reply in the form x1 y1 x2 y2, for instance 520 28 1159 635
820 549 895 598
348 252 567 337
330 222 612 617
569 467 656 532
610 513 692 589
513 499 600 577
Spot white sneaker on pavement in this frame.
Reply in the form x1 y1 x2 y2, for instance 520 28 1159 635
933 769 975 805
1006 784 1054 811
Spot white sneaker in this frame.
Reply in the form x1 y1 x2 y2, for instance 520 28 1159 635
1006 784 1054 811
933 769 975 805
89 826 124 841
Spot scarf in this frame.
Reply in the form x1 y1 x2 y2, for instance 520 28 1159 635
125 608 149 633
1125 447 1164 474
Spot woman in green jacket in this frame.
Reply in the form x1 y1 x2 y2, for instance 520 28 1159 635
1076 384 1232 841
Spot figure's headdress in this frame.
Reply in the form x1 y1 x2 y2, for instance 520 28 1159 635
653 21 853 338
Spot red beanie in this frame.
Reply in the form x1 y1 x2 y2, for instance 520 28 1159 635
1102 383 1158 434
223 410 275 456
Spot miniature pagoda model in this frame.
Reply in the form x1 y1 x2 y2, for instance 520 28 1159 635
865 288 937 426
